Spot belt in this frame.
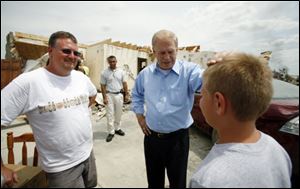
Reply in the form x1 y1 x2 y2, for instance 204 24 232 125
150 128 188 138
107 91 121 94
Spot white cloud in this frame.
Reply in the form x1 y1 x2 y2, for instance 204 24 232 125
175 1 299 74
1 1 299 74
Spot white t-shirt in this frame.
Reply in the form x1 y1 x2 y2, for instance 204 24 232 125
189 132 292 188
1 68 97 173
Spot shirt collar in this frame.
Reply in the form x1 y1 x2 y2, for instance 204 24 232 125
108 67 118 72
152 60 180 75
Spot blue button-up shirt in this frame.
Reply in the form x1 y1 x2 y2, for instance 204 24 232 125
131 60 204 133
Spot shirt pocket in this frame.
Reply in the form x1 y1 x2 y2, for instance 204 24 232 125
169 88 185 106
107 75 114 84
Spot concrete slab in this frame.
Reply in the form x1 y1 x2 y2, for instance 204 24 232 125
1 110 213 188
91 110 213 187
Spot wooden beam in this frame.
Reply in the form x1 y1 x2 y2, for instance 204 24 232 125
89 38 112 47
112 41 121 46
131 44 138 50
15 32 88 49
14 41 48 60
119 42 127 48
15 32 48 43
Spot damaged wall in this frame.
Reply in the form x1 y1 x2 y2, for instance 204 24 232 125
5 32 87 61
3 31 206 91
86 40 150 91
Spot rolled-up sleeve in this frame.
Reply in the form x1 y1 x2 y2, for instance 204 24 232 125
86 76 97 97
100 71 106 85
189 64 204 93
131 73 145 114
1 79 29 126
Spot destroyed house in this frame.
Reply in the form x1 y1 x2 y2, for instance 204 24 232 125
2 31 204 91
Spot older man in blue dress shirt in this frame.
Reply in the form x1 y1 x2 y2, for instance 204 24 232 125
131 29 204 188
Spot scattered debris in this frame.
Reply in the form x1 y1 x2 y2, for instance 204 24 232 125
92 93 132 122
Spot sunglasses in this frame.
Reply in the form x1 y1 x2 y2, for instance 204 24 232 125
60 48 81 57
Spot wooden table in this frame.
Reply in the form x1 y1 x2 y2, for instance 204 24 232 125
4 164 47 188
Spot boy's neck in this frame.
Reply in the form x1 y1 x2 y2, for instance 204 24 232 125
216 120 260 144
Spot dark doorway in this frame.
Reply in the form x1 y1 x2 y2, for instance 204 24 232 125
137 58 147 74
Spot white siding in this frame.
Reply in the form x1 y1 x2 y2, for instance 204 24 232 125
86 44 105 90
86 43 149 90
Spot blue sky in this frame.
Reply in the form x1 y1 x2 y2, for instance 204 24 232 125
1 1 299 75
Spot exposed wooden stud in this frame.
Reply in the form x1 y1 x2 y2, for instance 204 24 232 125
89 38 112 47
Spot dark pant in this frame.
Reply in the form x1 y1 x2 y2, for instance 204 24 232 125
144 128 189 188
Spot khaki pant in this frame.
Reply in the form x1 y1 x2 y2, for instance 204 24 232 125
46 151 97 188
106 93 123 134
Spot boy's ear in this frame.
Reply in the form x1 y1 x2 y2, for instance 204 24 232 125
213 92 226 116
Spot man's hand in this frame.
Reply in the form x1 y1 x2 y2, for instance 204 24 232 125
1 165 18 187
88 95 96 107
207 51 233 67
136 114 151 136
100 84 108 105
124 93 130 103
103 96 108 105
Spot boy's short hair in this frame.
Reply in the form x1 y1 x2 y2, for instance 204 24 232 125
203 52 273 121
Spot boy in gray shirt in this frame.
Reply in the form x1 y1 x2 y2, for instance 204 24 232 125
190 52 292 188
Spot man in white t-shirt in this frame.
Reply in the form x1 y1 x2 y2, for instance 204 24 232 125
1 31 98 188
100 56 129 142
